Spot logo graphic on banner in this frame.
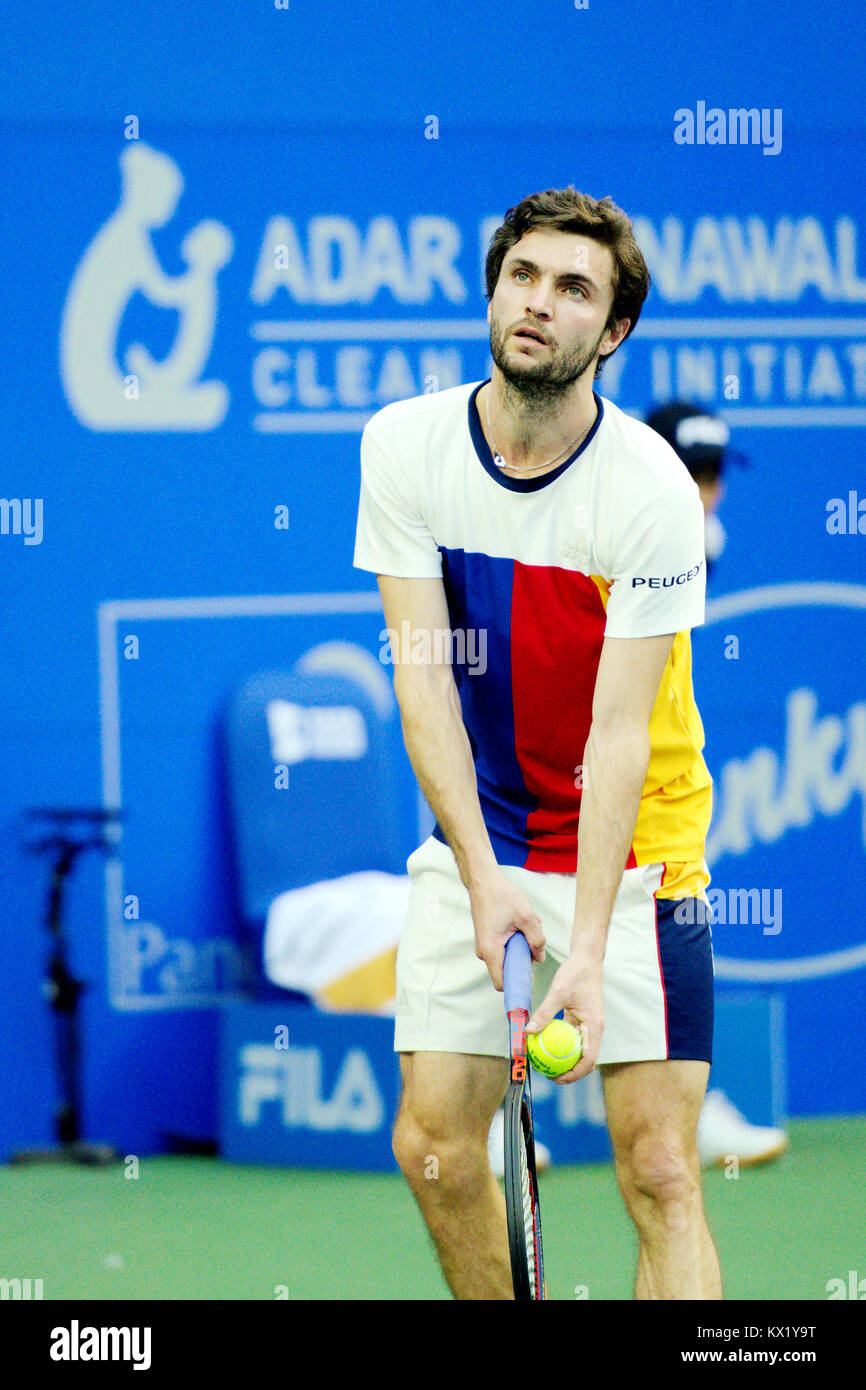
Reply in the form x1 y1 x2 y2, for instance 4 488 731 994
238 1043 386 1132
60 140 866 431
701 583 866 982
60 142 233 430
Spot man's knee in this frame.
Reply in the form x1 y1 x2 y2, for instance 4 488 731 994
392 1104 486 1192
602 1059 707 1217
616 1127 702 1214
391 1052 505 1191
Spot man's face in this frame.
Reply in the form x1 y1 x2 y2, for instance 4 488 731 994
488 229 630 398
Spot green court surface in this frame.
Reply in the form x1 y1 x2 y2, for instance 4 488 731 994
1 1117 862 1300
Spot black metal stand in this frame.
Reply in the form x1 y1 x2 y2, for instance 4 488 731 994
10 808 124 1167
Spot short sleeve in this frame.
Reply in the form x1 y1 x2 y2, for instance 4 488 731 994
603 482 707 638
353 422 443 578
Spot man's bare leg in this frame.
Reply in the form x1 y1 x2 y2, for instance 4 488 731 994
392 1051 511 1299
601 1058 722 1299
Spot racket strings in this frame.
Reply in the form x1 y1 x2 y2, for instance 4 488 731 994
519 1124 537 1289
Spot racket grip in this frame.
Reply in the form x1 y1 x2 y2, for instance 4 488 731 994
503 932 532 1014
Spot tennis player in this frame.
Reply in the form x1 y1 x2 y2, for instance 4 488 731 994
353 186 722 1300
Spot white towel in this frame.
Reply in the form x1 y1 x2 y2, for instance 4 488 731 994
262 871 412 1000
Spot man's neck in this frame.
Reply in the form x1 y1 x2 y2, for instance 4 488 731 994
481 375 598 474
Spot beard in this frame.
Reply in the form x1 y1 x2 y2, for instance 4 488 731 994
489 317 609 410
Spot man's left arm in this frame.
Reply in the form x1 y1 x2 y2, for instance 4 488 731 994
526 632 674 1079
526 466 707 1080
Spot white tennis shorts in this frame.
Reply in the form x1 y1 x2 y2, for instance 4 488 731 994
393 834 714 1065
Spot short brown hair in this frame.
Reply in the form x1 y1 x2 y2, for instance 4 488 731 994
484 186 651 377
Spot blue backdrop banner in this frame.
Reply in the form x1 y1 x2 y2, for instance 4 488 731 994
3 5 865 1157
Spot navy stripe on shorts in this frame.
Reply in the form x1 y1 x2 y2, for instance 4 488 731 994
655 895 714 1063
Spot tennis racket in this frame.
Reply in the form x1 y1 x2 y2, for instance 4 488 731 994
503 931 545 1301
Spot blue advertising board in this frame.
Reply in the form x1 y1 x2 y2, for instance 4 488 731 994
218 1002 615 1168
218 993 783 1170
2 2 864 1160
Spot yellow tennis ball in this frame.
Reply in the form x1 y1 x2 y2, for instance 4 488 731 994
527 1019 583 1077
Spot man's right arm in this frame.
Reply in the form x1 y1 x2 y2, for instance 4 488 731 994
378 573 545 987
378 574 494 891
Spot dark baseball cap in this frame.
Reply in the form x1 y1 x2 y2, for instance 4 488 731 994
644 400 749 477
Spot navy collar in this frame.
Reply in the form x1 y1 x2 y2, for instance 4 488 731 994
468 379 604 492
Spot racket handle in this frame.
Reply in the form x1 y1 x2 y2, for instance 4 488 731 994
503 932 532 1014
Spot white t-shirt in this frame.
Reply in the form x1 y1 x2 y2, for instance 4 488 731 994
353 379 709 873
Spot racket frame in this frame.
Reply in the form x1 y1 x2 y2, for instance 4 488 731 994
502 934 545 1300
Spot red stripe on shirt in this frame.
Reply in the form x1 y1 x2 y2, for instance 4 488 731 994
509 562 607 871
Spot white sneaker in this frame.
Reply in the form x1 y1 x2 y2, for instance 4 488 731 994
697 1089 789 1168
487 1109 551 1178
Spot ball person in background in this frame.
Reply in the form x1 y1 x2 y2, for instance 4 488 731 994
645 400 789 1169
